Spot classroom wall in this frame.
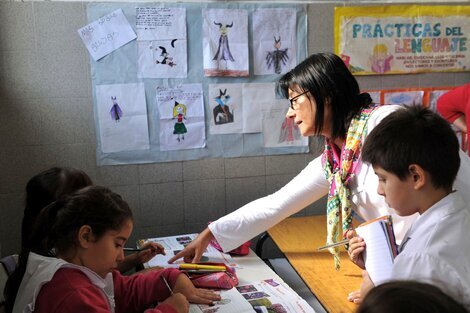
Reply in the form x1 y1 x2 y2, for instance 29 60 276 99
0 1 468 258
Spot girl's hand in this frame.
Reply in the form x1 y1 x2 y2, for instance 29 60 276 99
346 230 366 269
161 293 189 313
168 228 214 264
172 274 221 305
137 242 165 263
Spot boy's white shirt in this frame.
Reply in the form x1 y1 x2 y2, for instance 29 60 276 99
13 252 115 313
391 191 470 310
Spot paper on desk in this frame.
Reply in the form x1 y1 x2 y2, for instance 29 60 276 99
78 9 136 61
140 233 239 269
189 278 316 313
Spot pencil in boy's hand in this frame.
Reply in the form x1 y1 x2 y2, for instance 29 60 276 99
317 239 349 251
161 276 173 295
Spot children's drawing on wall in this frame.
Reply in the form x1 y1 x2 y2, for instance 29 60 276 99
156 84 205 151
213 89 234 125
203 9 248 77
369 44 393 74
278 116 301 144
429 89 452 112
209 84 243 134
242 83 277 133
95 83 150 153
136 7 187 78
110 96 123 122
262 101 308 148
383 90 424 107
173 101 187 142
252 8 296 76
212 22 235 68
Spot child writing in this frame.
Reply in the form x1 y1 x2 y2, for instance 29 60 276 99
347 105 470 309
7 186 220 313
20 167 163 274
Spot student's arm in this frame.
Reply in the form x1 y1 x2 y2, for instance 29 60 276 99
452 115 467 133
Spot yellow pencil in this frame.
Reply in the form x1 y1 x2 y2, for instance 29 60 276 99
179 264 226 271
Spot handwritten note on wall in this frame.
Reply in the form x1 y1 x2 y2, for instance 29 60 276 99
78 9 137 61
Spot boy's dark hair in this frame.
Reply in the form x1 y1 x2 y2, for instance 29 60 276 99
22 167 93 250
357 281 467 313
5 186 132 313
276 52 372 140
362 105 460 191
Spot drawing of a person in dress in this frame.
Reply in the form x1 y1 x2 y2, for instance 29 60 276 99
173 101 187 142
110 96 123 122
369 44 393 74
213 21 235 69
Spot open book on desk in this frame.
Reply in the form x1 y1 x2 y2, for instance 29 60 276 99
138 233 239 269
355 215 398 285
190 278 315 313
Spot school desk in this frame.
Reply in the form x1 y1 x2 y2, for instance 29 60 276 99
264 215 362 313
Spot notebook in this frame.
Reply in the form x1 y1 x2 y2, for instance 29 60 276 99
355 215 398 285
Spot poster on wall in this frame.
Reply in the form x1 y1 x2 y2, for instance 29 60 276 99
156 84 206 151
95 83 150 153
334 5 470 75
252 8 297 76
202 9 249 77
136 7 187 78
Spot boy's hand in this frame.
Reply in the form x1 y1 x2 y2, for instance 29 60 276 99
346 230 366 269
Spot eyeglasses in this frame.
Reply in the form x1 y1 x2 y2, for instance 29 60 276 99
288 90 310 110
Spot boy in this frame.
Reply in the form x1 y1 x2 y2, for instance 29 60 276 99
348 105 470 309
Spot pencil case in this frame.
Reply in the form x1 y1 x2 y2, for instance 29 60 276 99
184 263 238 289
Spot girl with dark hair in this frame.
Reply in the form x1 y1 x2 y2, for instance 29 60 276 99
168 52 470 270
7 186 219 313
21 167 164 274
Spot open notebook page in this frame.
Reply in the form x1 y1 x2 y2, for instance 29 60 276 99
356 220 394 285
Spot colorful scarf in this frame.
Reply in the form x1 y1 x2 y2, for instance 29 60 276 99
322 106 377 270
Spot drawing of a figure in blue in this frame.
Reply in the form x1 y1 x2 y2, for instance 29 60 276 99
110 96 123 122
266 36 289 74
213 21 235 69
212 89 234 125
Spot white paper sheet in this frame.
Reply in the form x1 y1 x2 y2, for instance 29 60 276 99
136 7 187 78
242 83 277 133
209 84 243 134
262 101 307 148
202 9 249 77
78 9 136 61
156 84 206 151
140 233 238 269
95 83 150 153
252 8 297 76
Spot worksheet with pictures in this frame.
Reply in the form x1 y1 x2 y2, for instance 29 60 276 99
139 233 238 268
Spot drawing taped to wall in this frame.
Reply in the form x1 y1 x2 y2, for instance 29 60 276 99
136 7 187 78
213 89 234 125
252 8 297 76
156 83 206 151
209 83 243 134
203 9 249 77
